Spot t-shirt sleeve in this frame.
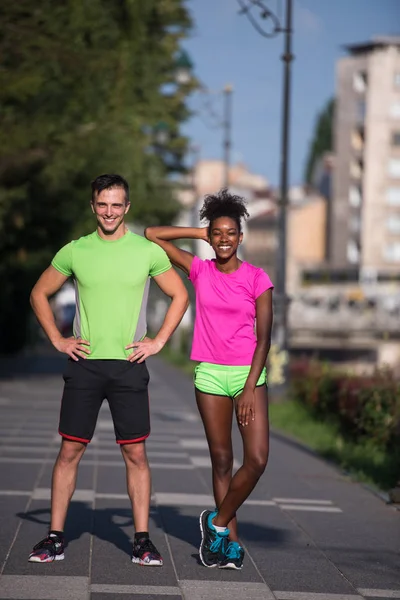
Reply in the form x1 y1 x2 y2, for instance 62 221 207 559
188 255 202 283
51 243 73 277
254 268 274 299
149 242 171 277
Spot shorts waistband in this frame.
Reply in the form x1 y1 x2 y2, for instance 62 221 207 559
197 362 253 371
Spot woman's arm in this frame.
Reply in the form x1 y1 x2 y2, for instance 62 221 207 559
144 226 208 276
236 289 273 426
245 289 273 390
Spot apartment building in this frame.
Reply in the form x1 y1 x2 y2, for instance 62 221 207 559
332 36 400 278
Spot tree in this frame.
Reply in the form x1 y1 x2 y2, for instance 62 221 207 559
304 98 334 185
0 0 197 353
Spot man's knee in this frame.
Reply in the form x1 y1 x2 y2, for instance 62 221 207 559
57 439 86 465
121 441 148 469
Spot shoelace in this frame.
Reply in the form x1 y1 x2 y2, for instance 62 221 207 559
32 536 59 551
209 529 229 553
224 542 242 559
136 538 158 556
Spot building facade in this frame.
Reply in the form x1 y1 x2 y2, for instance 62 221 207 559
332 36 400 278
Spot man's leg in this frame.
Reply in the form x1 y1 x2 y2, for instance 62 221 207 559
120 441 151 533
28 439 87 562
51 439 87 531
29 359 104 563
108 360 162 566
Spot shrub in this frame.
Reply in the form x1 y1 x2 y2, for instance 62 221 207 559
290 360 400 453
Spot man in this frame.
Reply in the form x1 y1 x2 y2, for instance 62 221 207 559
28 173 189 566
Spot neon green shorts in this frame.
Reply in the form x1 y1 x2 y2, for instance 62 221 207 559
194 362 267 398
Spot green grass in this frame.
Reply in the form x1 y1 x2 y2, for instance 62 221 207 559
269 400 398 492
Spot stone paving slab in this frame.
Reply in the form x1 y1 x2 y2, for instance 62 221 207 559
0 357 399 600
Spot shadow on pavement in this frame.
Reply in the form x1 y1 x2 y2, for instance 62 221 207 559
158 505 287 550
17 504 134 556
17 502 287 559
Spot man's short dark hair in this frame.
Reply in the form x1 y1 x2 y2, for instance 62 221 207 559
91 174 129 204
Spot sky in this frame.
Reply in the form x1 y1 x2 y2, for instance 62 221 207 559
182 0 400 186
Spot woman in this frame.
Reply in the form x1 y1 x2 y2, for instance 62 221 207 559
145 189 273 570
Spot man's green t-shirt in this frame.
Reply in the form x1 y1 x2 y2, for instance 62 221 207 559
51 231 171 360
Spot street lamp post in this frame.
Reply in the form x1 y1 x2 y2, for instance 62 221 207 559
237 0 294 392
223 84 233 188
196 84 234 189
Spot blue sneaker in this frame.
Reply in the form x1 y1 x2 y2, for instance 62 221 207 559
199 509 229 567
219 541 245 570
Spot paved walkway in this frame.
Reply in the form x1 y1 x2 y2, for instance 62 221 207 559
0 357 399 600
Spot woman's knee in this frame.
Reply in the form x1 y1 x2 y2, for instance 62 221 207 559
245 450 269 478
210 448 234 476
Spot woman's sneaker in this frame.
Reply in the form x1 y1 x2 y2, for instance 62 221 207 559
131 537 163 566
199 509 230 567
219 541 245 570
28 534 65 563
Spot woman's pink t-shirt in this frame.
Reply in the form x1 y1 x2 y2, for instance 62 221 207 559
188 256 274 366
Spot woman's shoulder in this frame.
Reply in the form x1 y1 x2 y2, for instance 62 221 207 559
242 261 270 277
189 255 214 282
193 256 215 269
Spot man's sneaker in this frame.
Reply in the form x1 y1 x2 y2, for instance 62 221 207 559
131 537 163 566
199 509 229 568
218 541 245 570
28 534 65 563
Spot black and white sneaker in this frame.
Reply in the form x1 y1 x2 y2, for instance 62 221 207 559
219 541 245 570
131 537 163 566
199 509 229 568
28 534 65 563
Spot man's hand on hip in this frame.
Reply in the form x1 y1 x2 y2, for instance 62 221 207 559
126 337 164 363
53 336 91 361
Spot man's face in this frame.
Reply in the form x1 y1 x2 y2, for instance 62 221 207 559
91 187 130 235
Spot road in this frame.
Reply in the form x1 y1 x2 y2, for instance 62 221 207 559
0 357 399 600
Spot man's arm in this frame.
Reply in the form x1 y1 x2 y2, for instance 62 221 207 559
30 266 90 360
125 268 189 363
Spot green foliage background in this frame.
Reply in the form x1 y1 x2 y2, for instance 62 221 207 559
304 98 334 184
0 0 197 353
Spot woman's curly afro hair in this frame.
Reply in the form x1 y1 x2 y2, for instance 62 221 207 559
199 188 249 233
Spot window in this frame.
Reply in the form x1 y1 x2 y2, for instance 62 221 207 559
347 240 360 264
351 129 364 151
349 186 362 207
350 160 363 179
392 132 400 146
384 243 400 262
390 102 400 119
386 187 400 206
387 215 400 233
388 159 400 178
353 71 367 93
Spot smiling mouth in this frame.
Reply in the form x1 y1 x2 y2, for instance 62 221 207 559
218 245 232 250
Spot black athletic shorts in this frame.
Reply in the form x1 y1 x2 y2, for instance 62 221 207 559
59 359 150 445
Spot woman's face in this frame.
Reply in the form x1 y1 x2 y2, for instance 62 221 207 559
209 216 243 260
